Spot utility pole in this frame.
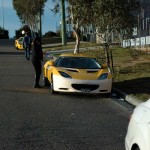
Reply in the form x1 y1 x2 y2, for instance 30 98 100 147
38 8 42 39
2 0 4 33
61 0 67 45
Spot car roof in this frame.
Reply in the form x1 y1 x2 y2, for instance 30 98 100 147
60 53 94 58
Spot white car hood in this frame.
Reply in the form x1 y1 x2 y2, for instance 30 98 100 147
140 98 150 109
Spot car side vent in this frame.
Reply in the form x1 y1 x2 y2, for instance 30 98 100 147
66 69 78 72
87 70 98 73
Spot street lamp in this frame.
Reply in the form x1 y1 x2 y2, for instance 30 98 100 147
38 9 42 39
1 0 4 34
61 0 67 45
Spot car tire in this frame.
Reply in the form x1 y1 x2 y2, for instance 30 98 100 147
43 77 50 87
135 147 140 150
104 92 111 98
50 75 57 94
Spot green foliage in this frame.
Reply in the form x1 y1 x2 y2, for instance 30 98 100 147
52 0 141 54
0 29 9 39
13 0 48 28
0 26 4 31
93 0 141 40
43 31 57 38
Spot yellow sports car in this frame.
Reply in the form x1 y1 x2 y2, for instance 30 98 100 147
43 53 112 94
15 37 24 50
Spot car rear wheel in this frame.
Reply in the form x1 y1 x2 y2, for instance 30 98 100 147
50 76 57 94
135 147 140 150
43 77 50 87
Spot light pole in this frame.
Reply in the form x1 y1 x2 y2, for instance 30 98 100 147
1 0 4 33
61 0 67 45
38 9 42 39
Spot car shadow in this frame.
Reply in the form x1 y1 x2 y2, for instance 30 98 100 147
54 92 112 100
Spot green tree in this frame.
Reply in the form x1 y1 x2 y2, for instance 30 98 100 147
13 0 48 33
93 0 140 42
0 26 9 39
52 0 140 55
92 0 140 68
0 26 4 33
67 0 95 54
51 0 95 54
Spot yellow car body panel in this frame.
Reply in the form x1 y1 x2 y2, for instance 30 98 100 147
15 37 24 50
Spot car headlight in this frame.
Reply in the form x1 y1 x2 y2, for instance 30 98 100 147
59 71 72 78
98 73 108 80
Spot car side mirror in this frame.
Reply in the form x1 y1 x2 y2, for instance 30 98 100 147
101 63 107 69
48 60 55 66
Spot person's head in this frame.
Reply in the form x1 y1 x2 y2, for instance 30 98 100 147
34 37 41 45
25 32 29 36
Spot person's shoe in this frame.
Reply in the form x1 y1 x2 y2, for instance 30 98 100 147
33 84 42 88
27 57 30 61
33 84 38 88
37 85 42 88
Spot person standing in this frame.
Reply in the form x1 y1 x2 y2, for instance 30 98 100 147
32 34 43 88
23 32 31 60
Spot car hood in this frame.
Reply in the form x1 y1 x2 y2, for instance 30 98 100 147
140 98 150 109
55 67 109 80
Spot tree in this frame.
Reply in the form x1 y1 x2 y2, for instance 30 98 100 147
52 0 140 56
93 0 140 41
68 0 95 54
51 0 95 54
13 0 48 34
0 26 9 39
92 0 140 69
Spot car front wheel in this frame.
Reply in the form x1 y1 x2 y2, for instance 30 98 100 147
135 147 140 150
43 77 50 87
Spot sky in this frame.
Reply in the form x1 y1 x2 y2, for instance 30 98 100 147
0 0 61 38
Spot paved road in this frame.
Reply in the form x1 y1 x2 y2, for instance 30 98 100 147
0 45 132 150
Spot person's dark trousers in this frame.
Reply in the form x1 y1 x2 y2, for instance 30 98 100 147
25 45 30 60
32 60 42 86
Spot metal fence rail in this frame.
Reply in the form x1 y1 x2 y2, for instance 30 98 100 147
122 36 150 48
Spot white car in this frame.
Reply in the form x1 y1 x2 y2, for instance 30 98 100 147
125 98 150 150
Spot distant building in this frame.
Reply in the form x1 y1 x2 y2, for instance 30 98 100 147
122 0 150 48
134 0 150 37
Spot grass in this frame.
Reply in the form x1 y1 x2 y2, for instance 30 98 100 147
43 42 100 51
44 43 150 101
99 47 150 101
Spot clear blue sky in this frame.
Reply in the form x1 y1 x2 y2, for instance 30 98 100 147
0 0 61 38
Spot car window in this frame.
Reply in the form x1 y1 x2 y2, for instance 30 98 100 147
55 57 101 69
18 37 23 44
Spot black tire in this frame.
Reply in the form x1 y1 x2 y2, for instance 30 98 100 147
104 92 112 98
135 147 140 150
50 76 57 94
43 77 50 87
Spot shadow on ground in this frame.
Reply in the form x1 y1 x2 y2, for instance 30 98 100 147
113 77 150 96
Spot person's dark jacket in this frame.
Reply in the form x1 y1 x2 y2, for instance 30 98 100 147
31 38 43 62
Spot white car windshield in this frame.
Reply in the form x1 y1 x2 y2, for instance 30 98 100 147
55 57 101 69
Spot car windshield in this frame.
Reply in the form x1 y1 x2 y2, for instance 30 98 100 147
18 37 24 44
55 57 101 69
